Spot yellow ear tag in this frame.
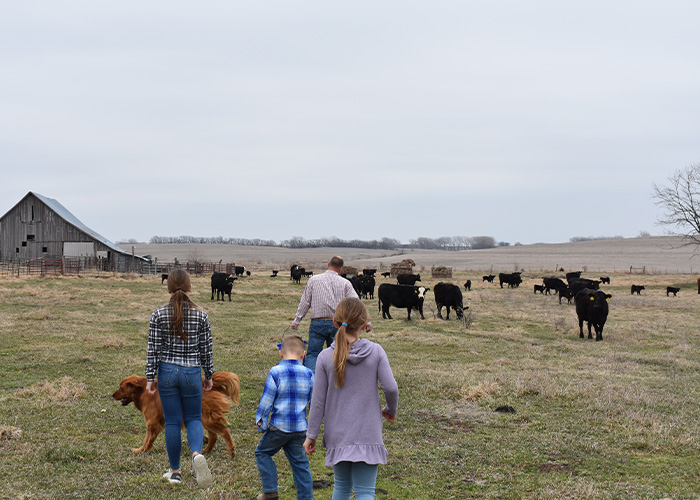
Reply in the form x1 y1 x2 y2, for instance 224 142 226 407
606 297 610 301
590 296 595 301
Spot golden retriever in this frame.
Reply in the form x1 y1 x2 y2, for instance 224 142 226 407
112 371 240 457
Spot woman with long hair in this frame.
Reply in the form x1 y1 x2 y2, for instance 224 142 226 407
145 268 214 488
304 297 398 500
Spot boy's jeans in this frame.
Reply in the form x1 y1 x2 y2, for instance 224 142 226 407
255 426 313 499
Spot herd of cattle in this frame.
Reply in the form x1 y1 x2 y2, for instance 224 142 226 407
161 265 700 343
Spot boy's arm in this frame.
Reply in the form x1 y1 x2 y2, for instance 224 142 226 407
255 371 278 432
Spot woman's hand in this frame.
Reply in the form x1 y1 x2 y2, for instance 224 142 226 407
303 437 316 455
382 409 396 422
146 381 157 395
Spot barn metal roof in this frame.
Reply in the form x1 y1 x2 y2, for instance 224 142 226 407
30 192 131 256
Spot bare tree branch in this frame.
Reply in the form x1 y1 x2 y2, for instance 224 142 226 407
653 163 700 247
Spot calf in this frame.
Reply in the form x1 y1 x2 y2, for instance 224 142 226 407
234 266 245 276
211 272 235 302
161 273 169 284
378 284 429 320
291 267 305 284
381 272 391 278
433 282 466 320
599 276 610 284
533 284 545 294
630 285 645 295
360 275 376 299
558 287 574 304
270 270 279 277
397 273 421 286
666 286 680 297
464 280 472 291
483 274 495 283
575 289 611 341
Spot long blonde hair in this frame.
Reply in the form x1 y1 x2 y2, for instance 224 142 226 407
332 297 369 388
166 269 199 341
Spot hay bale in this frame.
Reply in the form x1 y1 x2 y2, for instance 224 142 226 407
400 258 415 267
431 265 452 278
342 265 358 276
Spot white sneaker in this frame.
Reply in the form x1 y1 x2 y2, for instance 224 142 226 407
163 470 182 484
193 454 213 489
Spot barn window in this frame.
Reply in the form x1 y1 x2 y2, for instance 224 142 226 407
21 241 27 247
15 248 19 253
42 247 48 253
27 235 35 240
31 205 34 221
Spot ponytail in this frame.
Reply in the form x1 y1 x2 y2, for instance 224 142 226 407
167 269 198 341
332 297 369 388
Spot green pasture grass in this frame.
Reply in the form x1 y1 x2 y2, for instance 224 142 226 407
0 272 699 499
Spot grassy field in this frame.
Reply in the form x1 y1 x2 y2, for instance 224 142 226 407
1 270 699 499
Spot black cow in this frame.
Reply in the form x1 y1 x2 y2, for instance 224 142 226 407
600 276 610 284
631 285 645 295
234 266 245 276
381 272 391 278
483 275 496 283
568 278 600 295
558 287 574 304
543 277 566 295
161 273 169 284
397 273 421 286
362 269 377 277
533 284 545 294
666 286 680 297
434 282 466 320
291 266 305 284
360 275 376 299
464 280 472 291
575 288 611 341
378 284 429 320
211 272 235 301
566 271 582 280
270 270 279 277
499 272 522 288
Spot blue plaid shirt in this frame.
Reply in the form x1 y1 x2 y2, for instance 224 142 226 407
255 359 314 433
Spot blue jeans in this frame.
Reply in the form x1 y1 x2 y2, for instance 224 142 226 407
332 461 379 500
157 363 204 471
255 427 313 500
304 319 337 373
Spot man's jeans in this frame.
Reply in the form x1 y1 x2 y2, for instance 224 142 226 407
304 319 337 373
255 426 313 499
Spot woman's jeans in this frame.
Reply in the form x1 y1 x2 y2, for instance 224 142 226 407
157 362 204 471
255 426 313 500
332 461 379 500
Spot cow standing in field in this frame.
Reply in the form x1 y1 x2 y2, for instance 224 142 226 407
381 272 391 278
558 287 574 304
397 274 421 286
543 277 567 295
291 266 305 284
378 284 429 320
464 280 472 291
568 278 600 295
211 272 236 301
631 285 645 295
483 275 495 283
575 288 611 341
534 284 545 294
666 286 680 297
600 276 610 284
234 266 245 276
433 282 466 320
499 272 522 288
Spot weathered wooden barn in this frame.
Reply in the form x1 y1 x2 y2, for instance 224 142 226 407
0 191 143 271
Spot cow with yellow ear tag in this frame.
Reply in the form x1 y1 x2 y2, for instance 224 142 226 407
574 289 612 341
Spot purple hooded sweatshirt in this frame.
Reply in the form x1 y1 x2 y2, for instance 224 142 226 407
306 338 399 466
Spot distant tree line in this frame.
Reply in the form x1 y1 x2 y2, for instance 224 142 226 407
569 235 624 243
149 236 278 246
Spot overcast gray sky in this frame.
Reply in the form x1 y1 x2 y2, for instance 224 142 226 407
2 1 699 245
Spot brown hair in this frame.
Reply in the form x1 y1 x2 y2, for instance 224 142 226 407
166 269 198 341
329 256 344 270
281 335 306 357
332 297 369 388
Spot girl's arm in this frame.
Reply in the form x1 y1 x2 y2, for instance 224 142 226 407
378 348 399 418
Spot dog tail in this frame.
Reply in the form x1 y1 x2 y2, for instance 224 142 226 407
211 372 241 405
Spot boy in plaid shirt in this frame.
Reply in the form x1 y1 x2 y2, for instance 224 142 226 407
255 336 314 500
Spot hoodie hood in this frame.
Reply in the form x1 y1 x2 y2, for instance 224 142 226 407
330 338 374 365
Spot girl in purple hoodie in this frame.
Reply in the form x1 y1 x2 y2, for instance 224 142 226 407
304 297 399 500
